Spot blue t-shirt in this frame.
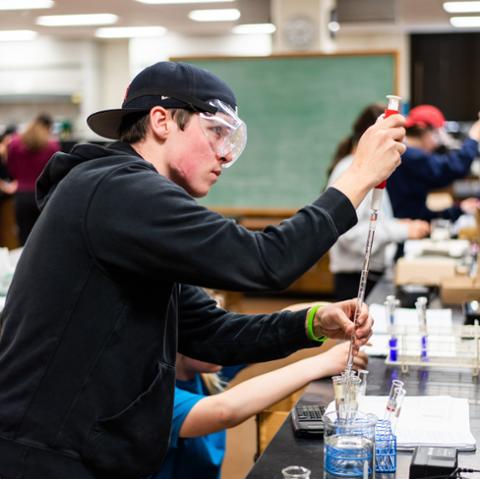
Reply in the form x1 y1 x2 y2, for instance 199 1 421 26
149 366 244 479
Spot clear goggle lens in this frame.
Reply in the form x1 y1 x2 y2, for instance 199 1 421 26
199 99 247 168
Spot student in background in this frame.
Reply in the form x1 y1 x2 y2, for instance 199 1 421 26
7 113 59 245
387 105 480 222
150 340 367 479
0 126 18 198
328 104 430 300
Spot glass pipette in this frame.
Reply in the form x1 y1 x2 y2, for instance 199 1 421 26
385 295 400 362
415 296 428 361
344 94 402 377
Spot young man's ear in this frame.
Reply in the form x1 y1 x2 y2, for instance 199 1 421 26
149 106 170 140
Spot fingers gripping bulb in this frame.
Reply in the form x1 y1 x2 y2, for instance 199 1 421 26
375 94 402 191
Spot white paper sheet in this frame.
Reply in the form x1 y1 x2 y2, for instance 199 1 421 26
326 395 476 451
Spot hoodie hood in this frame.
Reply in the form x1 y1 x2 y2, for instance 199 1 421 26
36 142 144 210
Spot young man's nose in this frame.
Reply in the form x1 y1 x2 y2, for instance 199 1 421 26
218 149 233 165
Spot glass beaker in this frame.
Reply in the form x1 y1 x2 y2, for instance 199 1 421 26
323 411 377 478
430 218 451 241
282 465 311 478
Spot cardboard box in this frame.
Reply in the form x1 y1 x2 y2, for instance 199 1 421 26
440 276 480 305
395 257 458 286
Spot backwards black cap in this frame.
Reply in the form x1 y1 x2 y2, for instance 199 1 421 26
87 61 237 140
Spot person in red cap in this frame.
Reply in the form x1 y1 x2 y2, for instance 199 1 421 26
387 104 480 222
406 104 446 129
0 61 405 479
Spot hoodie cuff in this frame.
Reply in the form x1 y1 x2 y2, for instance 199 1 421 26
278 309 323 354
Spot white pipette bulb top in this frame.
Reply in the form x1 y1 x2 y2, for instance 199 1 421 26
386 94 401 112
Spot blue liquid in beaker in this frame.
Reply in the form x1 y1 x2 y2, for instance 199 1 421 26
325 435 373 477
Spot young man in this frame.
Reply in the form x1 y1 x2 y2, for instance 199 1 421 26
0 62 405 479
387 104 480 221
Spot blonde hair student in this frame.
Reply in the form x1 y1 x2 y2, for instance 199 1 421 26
148 341 367 479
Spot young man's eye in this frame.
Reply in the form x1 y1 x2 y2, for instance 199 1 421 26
210 126 224 138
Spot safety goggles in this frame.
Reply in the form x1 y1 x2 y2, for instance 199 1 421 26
199 99 247 168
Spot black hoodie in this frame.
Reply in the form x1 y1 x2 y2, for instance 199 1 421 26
0 142 356 479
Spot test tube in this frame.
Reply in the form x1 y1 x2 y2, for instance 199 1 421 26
332 375 346 420
384 379 404 421
345 376 361 421
333 374 360 421
390 387 406 434
415 296 428 361
358 369 369 396
385 295 400 362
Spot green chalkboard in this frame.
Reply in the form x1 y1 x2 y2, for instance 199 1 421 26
179 53 397 208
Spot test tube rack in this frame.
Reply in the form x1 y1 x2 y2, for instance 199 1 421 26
385 320 480 376
375 419 397 473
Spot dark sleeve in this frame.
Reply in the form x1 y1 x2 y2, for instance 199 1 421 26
220 365 246 382
0 163 9 180
177 285 316 365
402 139 478 189
418 204 463 222
438 205 463 221
87 163 357 292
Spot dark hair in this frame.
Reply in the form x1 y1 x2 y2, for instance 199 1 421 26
118 108 194 143
36 113 53 129
405 124 434 139
328 103 386 178
2 124 17 137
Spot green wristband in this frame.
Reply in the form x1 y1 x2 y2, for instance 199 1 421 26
307 304 328 343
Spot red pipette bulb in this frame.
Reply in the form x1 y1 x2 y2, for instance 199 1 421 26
375 95 402 190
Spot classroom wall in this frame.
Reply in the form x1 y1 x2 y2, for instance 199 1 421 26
0 32 273 137
98 40 130 112
0 1 411 137
0 37 102 137
130 32 273 75
335 31 410 100
270 0 409 98
272 0 336 53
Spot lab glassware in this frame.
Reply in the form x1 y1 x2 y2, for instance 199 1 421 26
281 465 311 478
323 410 377 478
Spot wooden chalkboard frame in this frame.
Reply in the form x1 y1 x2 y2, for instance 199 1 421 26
173 50 399 93
173 51 399 214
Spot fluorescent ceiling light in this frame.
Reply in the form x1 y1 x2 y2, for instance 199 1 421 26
450 15 480 26
95 26 167 38
36 13 118 27
232 23 276 34
0 0 53 9
189 8 240 21
443 1 480 13
137 0 233 4
0 30 38 41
